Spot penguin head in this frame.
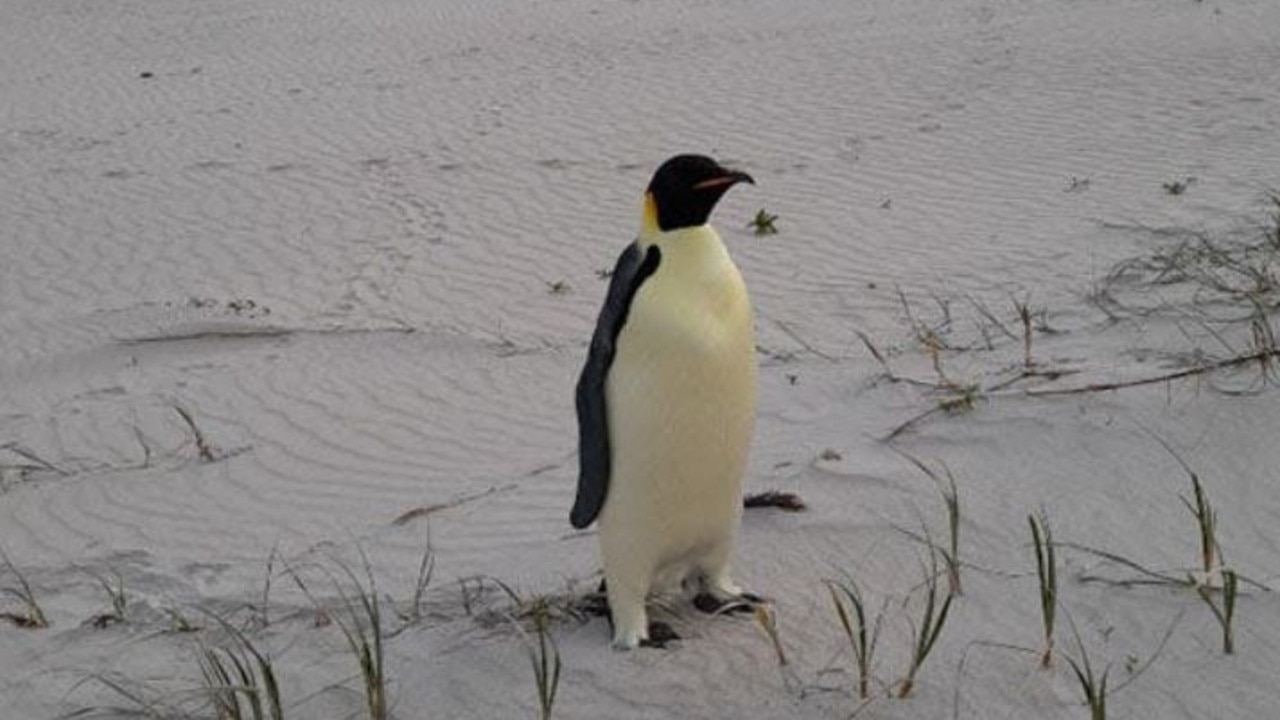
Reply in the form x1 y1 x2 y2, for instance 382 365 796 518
645 154 754 233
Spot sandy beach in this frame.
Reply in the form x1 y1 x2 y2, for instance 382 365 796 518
4 0 1280 717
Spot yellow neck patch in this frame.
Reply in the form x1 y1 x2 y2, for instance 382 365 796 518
639 192 661 240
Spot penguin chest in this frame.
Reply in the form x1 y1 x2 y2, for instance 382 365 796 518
603 233 757 548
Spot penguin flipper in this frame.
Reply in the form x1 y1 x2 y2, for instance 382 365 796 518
571 242 662 529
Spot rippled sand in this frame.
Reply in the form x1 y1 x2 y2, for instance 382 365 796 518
3 0 1280 717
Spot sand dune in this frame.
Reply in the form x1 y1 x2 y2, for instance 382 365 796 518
4 0 1280 717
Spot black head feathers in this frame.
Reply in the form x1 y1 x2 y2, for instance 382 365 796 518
646 154 754 232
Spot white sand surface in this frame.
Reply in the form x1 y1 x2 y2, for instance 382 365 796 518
4 0 1280 717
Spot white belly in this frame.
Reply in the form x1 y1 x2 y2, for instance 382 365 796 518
599 226 757 587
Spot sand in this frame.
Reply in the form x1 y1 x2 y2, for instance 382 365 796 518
3 0 1280 717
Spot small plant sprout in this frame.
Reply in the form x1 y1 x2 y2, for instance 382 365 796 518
1029 511 1057 668
897 551 954 699
749 208 779 235
825 577 881 700
1196 568 1238 655
515 597 562 720
0 547 50 629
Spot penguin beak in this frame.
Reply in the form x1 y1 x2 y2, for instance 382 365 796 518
693 170 755 192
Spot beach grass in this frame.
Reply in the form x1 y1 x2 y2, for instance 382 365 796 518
1012 294 1035 371
163 606 201 634
289 549 388 720
1181 469 1221 582
1063 624 1109 720
0 547 49 629
751 603 787 669
255 546 278 629
892 450 963 596
197 613 285 720
1028 511 1057 669
513 596 562 720
405 539 436 624
66 671 195 719
825 576 881 700
86 569 128 628
1196 568 1238 655
897 552 954 699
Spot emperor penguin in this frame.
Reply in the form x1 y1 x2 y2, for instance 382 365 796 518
572 154 760 650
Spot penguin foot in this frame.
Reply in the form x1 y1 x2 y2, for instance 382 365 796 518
579 592 610 618
639 621 680 648
577 578 611 618
592 579 681 649
693 591 766 615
